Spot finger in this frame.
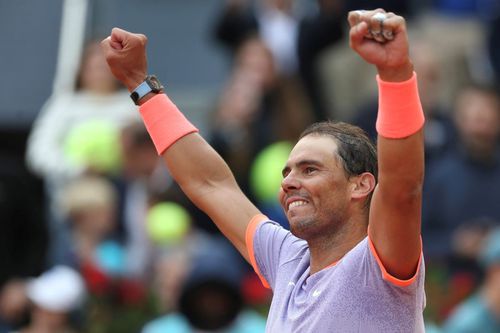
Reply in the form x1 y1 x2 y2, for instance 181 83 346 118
374 12 397 41
347 10 364 27
352 9 386 41
358 8 385 22
136 33 148 47
110 40 123 50
101 35 123 51
379 15 406 41
109 27 128 50
111 27 127 43
100 36 114 54
349 9 380 26
349 21 369 48
362 10 387 43
110 28 148 52
370 13 386 43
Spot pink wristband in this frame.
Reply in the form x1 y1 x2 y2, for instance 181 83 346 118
139 94 199 155
376 72 425 139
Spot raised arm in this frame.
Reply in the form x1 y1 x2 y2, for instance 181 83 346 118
348 10 425 280
101 28 260 261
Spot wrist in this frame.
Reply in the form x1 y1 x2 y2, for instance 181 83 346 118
376 71 424 139
130 75 164 105
377 60 414 82
139 94 198 154
125 72 148 92
137 92 156 106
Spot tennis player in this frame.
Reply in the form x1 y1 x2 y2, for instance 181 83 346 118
102 8 425 332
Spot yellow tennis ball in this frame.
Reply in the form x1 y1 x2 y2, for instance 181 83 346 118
250 141 293 204
64 120 121 173
146 202 191 245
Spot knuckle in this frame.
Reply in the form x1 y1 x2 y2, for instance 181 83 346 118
138 34 148 44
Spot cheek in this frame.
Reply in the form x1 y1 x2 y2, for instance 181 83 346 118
278 188 286 206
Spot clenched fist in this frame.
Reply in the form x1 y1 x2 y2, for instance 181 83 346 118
101 28 149 91
348 9 413 82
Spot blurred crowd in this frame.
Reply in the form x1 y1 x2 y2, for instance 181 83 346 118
1 0 500 332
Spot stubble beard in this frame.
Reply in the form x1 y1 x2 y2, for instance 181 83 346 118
289 216 315 240
289 207 347 244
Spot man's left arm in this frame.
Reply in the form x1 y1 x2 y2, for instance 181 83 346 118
348 10 424 280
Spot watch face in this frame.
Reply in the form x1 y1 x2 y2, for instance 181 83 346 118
147 75 163 91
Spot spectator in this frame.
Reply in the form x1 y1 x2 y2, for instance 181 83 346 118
60 175 122 276
26 40 137 182
114 121 164 279
26 40 139 267
297 0 345 120
214 0 345 120
0 158 47 333
210 36 312 205
11 266 85 333
442 228 500 333
142 238 266 333
423 83 500 257
214 0 299 76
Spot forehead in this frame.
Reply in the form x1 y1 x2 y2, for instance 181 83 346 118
287 135 339 164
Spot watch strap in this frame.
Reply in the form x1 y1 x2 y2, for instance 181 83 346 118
130 75 164 105
130 80 152 105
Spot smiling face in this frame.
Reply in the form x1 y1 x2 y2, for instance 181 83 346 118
279 135 354 240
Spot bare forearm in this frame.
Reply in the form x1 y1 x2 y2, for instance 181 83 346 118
377 131 425 198
101 28 260 261
162 133 237 195
349 9 425 279
161 133 259 258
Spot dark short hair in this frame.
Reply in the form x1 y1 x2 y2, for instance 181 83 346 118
299 121 378 181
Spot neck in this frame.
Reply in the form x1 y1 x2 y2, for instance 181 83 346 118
307 215 367 275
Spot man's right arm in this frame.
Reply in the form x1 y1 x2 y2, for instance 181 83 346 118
101 28 261 262
162 132 261 261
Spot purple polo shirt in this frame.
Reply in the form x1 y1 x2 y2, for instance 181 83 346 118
245 215 425 332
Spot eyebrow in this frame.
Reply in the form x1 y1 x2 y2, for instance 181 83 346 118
282 159 324 176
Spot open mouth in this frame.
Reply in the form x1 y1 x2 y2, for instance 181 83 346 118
288 200 308 210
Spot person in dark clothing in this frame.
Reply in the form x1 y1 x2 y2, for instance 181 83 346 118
213 0 346 121
423 84 500 258
0 157 48 332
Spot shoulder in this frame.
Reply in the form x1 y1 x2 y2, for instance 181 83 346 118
254 220 307 253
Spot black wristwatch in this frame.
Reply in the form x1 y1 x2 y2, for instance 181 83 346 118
130 75 164 105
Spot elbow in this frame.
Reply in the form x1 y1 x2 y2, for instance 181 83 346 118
391 183 423 207
378 172 424 206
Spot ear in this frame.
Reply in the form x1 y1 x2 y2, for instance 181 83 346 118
350 172 376 200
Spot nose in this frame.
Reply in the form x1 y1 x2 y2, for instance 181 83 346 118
281 171 300 192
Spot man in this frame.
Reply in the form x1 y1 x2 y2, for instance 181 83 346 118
101 8 425 332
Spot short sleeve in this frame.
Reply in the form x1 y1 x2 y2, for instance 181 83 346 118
245 216 307 290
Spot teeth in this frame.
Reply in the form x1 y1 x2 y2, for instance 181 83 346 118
289 201 307 209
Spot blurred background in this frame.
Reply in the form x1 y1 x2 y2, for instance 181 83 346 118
1 0 500 332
